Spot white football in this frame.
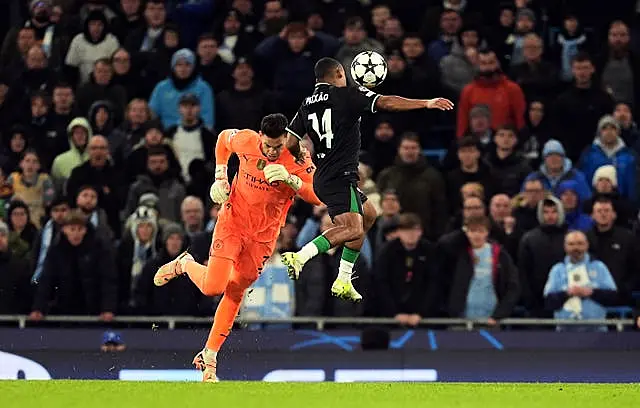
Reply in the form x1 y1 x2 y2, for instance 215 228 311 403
350 50 388 88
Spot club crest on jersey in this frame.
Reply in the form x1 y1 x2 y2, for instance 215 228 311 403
257 159 266 170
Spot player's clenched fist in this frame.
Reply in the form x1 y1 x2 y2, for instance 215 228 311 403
210 179 231 203
210 165 231 203
264 164 302 191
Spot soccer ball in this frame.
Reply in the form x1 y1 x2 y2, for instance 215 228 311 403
350 51 388 88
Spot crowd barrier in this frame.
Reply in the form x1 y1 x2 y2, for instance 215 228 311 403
0 314 635 330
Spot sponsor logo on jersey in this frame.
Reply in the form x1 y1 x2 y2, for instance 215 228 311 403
242 169 280 190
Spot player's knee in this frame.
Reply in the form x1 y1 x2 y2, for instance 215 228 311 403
225 279 247 303
202 284 224 297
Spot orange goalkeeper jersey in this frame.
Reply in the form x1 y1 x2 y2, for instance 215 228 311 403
216 129 320 243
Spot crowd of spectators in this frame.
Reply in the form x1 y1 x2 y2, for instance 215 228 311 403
0 0 639 330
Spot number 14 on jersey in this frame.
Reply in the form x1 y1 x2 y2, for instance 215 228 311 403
308 109 334 149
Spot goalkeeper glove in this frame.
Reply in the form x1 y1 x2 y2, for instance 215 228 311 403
264 164 302 191
210 165 231 204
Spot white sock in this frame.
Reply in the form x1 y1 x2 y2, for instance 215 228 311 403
337 259 354 282
203 348 217 363
297 242 319 264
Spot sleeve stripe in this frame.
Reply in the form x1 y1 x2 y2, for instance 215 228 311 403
286 127 303 140
370 94 382 113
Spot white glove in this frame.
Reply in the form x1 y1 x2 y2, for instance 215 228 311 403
264 164 302 191
210 165 230 204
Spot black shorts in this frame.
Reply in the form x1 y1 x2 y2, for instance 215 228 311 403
314 176 368 220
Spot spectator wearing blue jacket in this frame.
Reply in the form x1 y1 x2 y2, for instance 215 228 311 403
149 49 214 129
544 230 618 331
579 115 636 201
556 180 593 232
523 139 591 202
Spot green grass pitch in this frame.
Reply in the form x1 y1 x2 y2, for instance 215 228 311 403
1 381 638 408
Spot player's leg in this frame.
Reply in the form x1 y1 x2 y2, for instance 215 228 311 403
337 199 377 280
283 182 367 301
154 218 241 295
194 242 268 382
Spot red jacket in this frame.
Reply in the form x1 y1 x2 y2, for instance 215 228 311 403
456 74 526 137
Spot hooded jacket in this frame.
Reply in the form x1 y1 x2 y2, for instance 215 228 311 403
579 134 637 201
51 117 92 187
149 49 214 129
518 196 568 316
556 180 593 232
64 10 120 85
440 40 479 96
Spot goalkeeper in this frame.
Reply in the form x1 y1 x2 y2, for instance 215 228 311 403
153 113 320 382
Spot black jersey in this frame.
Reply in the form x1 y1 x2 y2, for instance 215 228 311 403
286 83 380 181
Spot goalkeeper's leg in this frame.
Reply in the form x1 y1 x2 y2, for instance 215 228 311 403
182 256 234 297
193 249 260 382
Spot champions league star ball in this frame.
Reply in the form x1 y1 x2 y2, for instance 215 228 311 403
350 51 388 88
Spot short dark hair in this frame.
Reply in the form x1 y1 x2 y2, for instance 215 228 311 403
457 135 480 150
478 47 495 56
94 57 112 67
260 113 288 138
464 215 490 230
77 184 98 196
593 195 615 207
21 148 39 161
495 124 518 134
314 57 342 81
53 81 73 91
63 209 88 227
30 90 50 105
572 51 592 64
147 146 168 158
397 213 422 230
146 0 165 7
345 16 365 30
542 198 558 208
198 33 217 44
400 132 420 144
402 32 422 42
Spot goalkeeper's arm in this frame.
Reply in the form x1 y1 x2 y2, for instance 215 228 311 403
210 130 235 204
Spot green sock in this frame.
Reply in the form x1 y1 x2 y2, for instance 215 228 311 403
341 247 360 264
311 235 332 253
297 235 332 264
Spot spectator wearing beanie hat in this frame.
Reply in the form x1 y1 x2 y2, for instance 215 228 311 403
134 221 211 316
579 115 637 202
117 206 158 314
523 139 591 203
582 165 636 229
149 48 214 129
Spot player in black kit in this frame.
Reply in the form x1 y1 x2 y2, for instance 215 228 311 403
272 57 453 301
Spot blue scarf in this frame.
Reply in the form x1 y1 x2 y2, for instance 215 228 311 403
31 219 54 284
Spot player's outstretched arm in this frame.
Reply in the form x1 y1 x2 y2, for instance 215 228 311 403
375 95 454 112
